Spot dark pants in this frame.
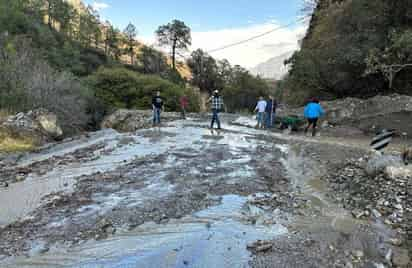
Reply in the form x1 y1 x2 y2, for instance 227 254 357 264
305 118 318 136
181 107 186 119
265 112 274 128
153 108 161 125
211 109 221 129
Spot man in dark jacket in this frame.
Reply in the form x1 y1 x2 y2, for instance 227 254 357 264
152 91 164 126
265 95 277 129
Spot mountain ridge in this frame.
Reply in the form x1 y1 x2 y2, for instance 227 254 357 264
250 51 294 80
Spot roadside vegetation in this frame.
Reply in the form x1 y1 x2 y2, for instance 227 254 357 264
187 50 272 112
0 0 197 136
0 0 274 142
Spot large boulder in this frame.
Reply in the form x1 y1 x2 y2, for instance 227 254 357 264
101 109 181 132
364 151 403 177
278 94 412 133
1 109 63 144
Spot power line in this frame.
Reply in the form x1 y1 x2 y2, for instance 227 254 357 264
206 19 304 54
173 18 304 62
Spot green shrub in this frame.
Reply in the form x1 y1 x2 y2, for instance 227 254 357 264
88 67 199 112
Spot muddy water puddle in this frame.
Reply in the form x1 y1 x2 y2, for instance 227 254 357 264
277 142 363 234
5 195 288 268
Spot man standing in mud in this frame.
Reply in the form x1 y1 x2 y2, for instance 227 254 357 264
254 96 267 129
208 90 224 129
152 91 164 126
179 94 188 119
304 97 324 136
265 95 277 129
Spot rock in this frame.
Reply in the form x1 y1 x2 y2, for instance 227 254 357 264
384 166 412 180
388 238 402 246
1 108 63 144
394 204 403 210
392 248 410 267
101 109 181 132
35 110 63 139
365 155 402 177
105 226 116 235
321 120 329 128
352 209 365 219
15 174 25 182
352 250 364 259
247 240 273 253
29 241 49 256
372 209 382 218
96 218 115 234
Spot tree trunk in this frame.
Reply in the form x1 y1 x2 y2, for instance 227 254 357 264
172 40 176 70
47 3 53 29
172 36 177 70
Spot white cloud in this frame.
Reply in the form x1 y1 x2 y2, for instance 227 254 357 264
139 20 308 69
191 21 307 69
92 1 110 11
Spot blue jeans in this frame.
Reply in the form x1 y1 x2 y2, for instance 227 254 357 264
153 108 161 125
265 112 274 128
211 109 221 129
257 112 264 127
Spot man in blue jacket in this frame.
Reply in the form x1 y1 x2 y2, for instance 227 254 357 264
304 98 325 137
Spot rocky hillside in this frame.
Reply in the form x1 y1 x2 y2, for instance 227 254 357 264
283 0 412 104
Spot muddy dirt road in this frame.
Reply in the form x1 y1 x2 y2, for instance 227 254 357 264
0 116 409 267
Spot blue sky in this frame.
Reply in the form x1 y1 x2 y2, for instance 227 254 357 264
84 0 307 69
85 0 303 36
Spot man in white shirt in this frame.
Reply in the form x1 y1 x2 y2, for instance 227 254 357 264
254 96 267 129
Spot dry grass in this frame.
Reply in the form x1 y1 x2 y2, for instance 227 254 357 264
0 110 10 123
0 127 36 153
0 136 35 153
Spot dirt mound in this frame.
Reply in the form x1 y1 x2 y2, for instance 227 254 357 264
279 94 412 134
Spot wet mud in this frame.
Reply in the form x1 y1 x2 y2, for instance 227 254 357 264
0 116 410 267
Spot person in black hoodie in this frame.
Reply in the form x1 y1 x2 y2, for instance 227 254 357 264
152 91 164 126
265 95 277 129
